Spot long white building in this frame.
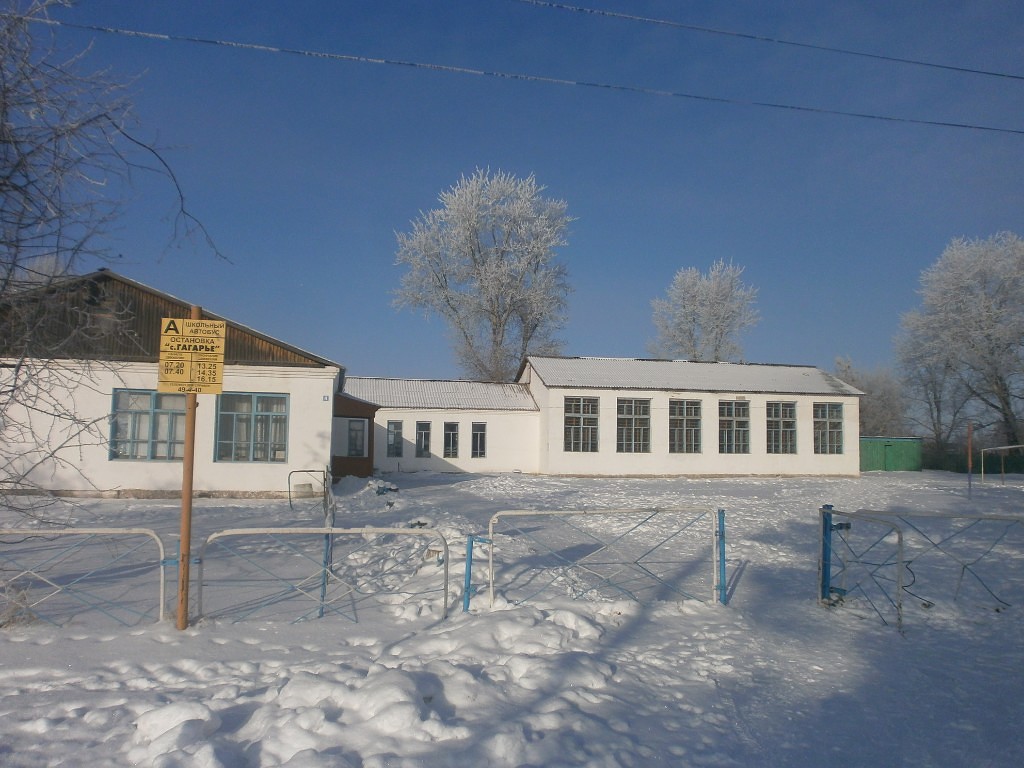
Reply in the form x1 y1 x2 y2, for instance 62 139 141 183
343 355 863 477
4 271 862 498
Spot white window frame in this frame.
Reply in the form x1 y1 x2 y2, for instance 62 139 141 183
617 398 651 453
564 396 599 452
718 400 750 454
668 399 701 454
814 402 844 454
416 421 431 458
767 401 797 454
444 422 459 458
387 420 403 458
471 422 486 458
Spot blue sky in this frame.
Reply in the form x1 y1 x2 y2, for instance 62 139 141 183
50 1 1023 379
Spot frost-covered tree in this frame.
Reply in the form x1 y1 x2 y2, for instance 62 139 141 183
394 169 571 381
834 357 908 436
900 232 1024 446
896 326 975 461
650 260 759 362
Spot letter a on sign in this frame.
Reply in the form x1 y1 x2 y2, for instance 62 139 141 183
163 319 181 335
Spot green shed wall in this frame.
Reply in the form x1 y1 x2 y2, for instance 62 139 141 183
860 437 923 472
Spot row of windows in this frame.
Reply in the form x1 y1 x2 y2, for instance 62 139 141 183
564 397 843 455
387 421 487 459
110 389 289 463
114 390 843 465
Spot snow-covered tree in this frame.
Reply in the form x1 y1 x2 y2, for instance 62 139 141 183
649 260 759 362
394 169 571 381
834 357 908 437
896 325 975 461
900 232 1024 446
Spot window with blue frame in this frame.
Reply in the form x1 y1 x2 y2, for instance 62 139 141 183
110 389 186 460
216 393 289 462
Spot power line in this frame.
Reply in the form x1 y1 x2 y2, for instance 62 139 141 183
16 13 1024 137
512 0 1024 82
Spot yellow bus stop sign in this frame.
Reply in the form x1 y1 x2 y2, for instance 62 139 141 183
158 318 226 394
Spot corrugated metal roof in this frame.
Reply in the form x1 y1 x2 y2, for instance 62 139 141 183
523 356 863 396
344 377 538 410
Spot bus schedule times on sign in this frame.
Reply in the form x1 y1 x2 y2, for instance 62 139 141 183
158 318 227 394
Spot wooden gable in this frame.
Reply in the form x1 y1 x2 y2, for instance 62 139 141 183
1 270 339 368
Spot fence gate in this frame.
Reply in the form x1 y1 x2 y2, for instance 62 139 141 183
197 527 450 624
818 505 1024 630
482 507 726 608
0 528 166 627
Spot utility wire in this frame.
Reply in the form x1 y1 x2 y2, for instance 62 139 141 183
16 14 1024 137
513 0 1024 82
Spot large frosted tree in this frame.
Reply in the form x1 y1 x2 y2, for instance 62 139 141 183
650 260 759 362
900 232 1024 446
394 169 571 381
896 329 976 463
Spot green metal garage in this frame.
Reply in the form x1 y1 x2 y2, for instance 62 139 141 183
860 436 923 471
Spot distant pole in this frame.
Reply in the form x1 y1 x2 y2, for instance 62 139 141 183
176 304 201 630
967 423 973 499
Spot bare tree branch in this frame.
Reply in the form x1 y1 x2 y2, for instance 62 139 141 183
1 0 220 519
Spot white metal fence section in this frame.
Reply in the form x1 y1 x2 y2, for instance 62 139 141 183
287 467 336 520
196 527 450 624
0 528 166 627
485 507 722 608
819 506 1024 630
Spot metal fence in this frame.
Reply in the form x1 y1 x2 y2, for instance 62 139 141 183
818 505 1024 630
196 527 451 624
1 520 452 628
0 528 166 627
480 507 726 609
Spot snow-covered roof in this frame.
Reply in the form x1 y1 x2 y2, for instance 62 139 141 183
522 356 863 396
343 377 538 411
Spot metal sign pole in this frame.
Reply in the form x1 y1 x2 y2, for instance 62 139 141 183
176 304 201 630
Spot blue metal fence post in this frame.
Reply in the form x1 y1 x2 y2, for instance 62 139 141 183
463 535 492 612
463 537 475 613
820 504 833 602
318 503 335 619
716 509 728 605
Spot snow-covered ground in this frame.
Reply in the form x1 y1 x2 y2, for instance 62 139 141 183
2 471 1023 767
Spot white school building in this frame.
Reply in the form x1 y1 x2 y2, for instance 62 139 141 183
343 355 862 477
2 271 341 497
4 272 861 498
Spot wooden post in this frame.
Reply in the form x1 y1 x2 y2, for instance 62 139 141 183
176 304 201 630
